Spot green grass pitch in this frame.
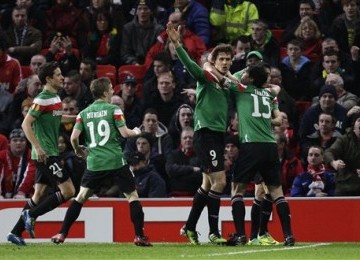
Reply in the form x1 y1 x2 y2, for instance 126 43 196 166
1 242 360 259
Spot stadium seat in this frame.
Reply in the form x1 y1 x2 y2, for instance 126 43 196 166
96 64 117 86
40 48 81 60
118 64 147 97
271 29 285 46
21 65 32 79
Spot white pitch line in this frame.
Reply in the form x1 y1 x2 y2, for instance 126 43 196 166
180 243 332 258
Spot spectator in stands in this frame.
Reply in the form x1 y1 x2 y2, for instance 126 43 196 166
312 73 359 111
223 134 241 196
143 51 172 99
250 19 280 67
143 71 186 127
44 34 81 75
299 84 348 140
210 0 258 44
111 95 125 111
7 74 42 130
0 0 46 34
229 35 252 74
59 70 93 111
29 54 46 75
117 74 143 129
0 128 35 199
273 112 299 158
294 17 323 62
126 150 167 198
168 104 194 149
282 0 328 44
84 0 127 32
166 127 202 197
330 0 360 54
79 58 97 88
171 0 211 46
86 10 121 66
269 67 298 133
279 39 313 101
5 6 42 65
60 97 79 138
120 0 164 65
0 31 22 94
144 11 206 71
291 145 335 197
300 112 342 164
324 113 360 196
43 0 89 56
310 50 355 97
124 108 173 188
275 132 303 196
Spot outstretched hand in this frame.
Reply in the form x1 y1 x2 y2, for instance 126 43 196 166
166 22 181 47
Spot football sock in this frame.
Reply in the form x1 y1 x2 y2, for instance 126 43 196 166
207 190 222 235
130 200 145 236
259 194 273 236
60 200 83 236
186 187 208 231
274 196 293 237
231 195 245 236
29 191 65 218
250 199 262 239
11 199 36 236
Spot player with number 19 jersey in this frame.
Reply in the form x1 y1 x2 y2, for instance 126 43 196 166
74 101 126 171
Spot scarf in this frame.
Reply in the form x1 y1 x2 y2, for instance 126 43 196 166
307 163 325 180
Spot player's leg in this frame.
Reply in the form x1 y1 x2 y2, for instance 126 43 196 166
7 183 48 246
248 183 264 245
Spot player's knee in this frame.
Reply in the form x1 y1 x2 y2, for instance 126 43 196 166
62 185 76 200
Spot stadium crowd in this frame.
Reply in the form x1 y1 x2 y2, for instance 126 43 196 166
1 0 360 202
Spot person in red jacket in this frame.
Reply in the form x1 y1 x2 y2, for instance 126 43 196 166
144 11 207 70
0 128 35 199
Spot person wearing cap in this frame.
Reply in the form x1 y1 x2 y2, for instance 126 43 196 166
0 129 36 200
324 113 360 196
118 74 143 129
120 0 164 65
49 77 152 246
299 84 349 140
126 151 167 198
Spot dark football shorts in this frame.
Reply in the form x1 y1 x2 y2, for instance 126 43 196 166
193 128 225 173
232 143 281 186
35 156 70 186
81 165 135 194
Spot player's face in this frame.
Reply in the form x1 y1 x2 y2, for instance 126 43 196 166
49 68 64 90
214 52 232 74
307 147 323 166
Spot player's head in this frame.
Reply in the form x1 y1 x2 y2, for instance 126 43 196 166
90 77 113 101
248 64 268 88
38 61 63 89
210 44 233 74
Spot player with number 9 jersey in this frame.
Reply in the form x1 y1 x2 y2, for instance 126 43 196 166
74 101 127 171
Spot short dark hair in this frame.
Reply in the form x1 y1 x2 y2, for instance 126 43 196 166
248 64 268 88
90 77 111 99
81 57 97 71
38 62 59 85
299 0 316 10
143 108 158 119
231 35 251 46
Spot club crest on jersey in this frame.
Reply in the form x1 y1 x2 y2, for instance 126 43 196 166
212 160 218 167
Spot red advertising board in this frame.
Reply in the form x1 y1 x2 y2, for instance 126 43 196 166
1 198 359 243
